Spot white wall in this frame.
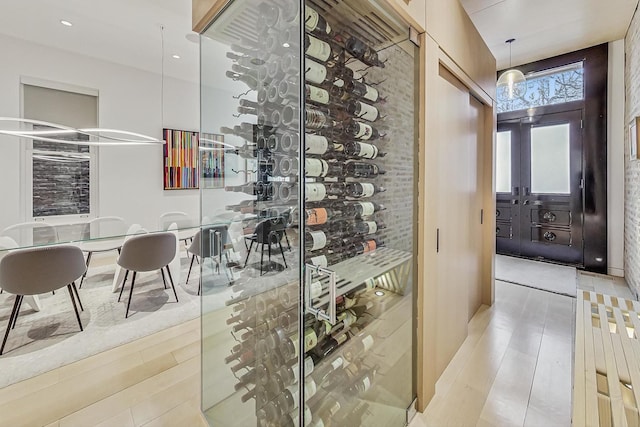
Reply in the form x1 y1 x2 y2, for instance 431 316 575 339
608 39 625 277
0 33 200 231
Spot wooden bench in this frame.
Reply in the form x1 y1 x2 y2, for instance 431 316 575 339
574 291 640 427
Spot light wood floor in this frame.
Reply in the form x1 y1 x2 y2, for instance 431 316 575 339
0 279 581 427
0 318 206 427
411 280 575 427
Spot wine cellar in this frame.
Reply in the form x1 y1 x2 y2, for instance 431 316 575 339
200 0 419 426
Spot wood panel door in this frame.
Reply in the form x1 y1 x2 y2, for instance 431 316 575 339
435 66 484 377
496 110 584 266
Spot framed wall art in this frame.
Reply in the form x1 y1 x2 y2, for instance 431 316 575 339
163 128 199 190
200 133 226 188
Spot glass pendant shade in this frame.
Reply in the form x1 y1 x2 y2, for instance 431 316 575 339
497 69 526 98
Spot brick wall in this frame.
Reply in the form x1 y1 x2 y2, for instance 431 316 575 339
625 10 640 297
365 43 417 253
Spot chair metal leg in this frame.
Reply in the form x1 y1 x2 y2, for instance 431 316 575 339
11 295 23 330
118 270 130 303
67 285 83 331
186 255 196 284
198 279 202 296
1 296 21 355
244 240 254 268
278 241 288 269
160 268 168 289
125 272 137 318
284 230 291 251
80 252 93 289
165 266 179 303
71 282 84 311
268 243 272 271
260 244 265 276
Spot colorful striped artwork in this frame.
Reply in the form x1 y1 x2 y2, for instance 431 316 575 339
200 133 225 189
163 129 199 190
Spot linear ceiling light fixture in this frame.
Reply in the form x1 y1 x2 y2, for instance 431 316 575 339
497 38 526 99
0 118 164 146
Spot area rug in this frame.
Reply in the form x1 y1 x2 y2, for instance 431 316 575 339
495 254 577 297
0 254 220 388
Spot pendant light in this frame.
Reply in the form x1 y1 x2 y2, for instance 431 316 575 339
497 38 526 99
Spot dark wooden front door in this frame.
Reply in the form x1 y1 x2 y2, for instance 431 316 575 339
496 110 584 266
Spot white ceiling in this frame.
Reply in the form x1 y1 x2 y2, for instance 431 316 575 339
460 0 639 70
0 0 199 82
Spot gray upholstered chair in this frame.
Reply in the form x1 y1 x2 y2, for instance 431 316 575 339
0 245 86 355
117 232 178 318
186 226 228 295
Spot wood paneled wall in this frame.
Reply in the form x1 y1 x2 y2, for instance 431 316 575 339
426 0 496 101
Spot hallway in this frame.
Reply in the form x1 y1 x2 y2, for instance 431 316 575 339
411 280 575 427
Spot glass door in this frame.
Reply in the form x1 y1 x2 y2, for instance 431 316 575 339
200 1 302 425
300 1 418 425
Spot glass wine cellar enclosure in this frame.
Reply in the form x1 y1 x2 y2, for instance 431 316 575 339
200 0 419 425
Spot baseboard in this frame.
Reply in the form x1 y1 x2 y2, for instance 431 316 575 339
607 267 624 277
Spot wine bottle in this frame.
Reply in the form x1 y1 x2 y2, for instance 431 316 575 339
305 182 345 202
311 331 349 366
344 333 374 362
226 70 259 91
305 158 342 178
345 182 385 198
225 181 274 198
305 6 333 39
345 36 385 68
352 219 385 235
305 207 341 226
305 84 330 106
343 201 385 217
220 123 255 141
305 230 329 251
305 134 344 157
344 119 383 141
304 107 333 130
346 99 379 122
305 34 341 63
276 156 299 177
347 365 378 394
225 143 258 159
343 141 384 159
344 160 385 178
278 77 300 101
331 77 380 102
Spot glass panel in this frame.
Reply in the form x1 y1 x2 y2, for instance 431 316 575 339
302 1 417 426
200 0 301 425
530 123 571 194
498 62 584 113
495 131 512 193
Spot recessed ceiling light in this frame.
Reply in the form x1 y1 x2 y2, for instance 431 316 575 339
375 290 385 297
60 20 73 27
172 54 181 59
282 43 290 48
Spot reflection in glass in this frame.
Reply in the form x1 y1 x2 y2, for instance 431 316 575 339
530 123 571 194
495 131 512 193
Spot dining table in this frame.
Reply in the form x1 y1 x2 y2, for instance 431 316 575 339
0 216 244 310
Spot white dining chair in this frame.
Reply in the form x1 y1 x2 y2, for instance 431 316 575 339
77 216 128 288
159 212 197 249
1 222 58 247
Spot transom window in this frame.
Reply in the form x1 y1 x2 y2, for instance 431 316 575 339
497 62 584 114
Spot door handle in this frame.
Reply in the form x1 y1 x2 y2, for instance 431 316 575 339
304 263 337 325
511 200 519 205
523 200 530 205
